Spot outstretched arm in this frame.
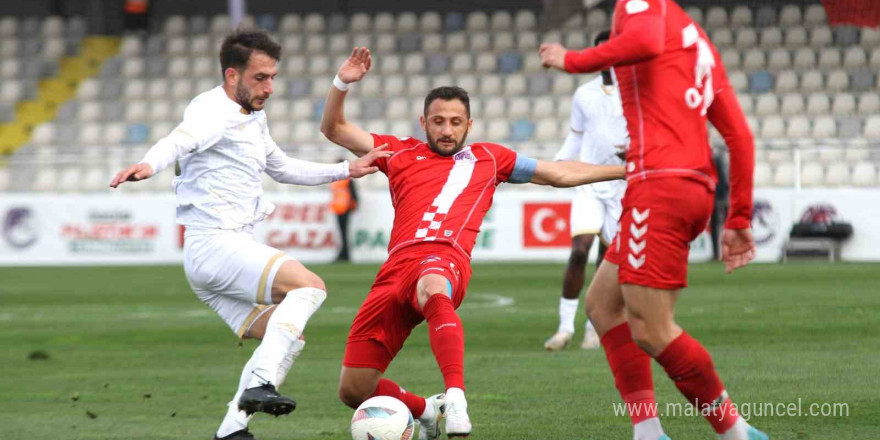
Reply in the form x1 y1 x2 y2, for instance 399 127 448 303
539 11 666 73
265 144 392 185
529 160 625 188
320 47 375 157
109 127 201 188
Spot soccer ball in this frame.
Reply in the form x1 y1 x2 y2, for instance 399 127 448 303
350 396 414 440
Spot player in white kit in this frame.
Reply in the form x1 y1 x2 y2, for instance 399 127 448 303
544 31 629 352
109 30 390 440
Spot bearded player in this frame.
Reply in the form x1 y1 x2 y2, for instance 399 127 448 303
321 47 625 439
540 1 766 439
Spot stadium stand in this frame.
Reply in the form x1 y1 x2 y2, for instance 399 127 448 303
2 3 879 193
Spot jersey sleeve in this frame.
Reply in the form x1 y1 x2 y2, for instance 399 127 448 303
484 143 537 184
178 100 227 153
370 133 410 175
564 0 666 73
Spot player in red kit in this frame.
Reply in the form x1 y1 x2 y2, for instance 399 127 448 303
321 47 625 439
540 1 766 440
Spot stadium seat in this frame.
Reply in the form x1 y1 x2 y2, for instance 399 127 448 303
563 13 583 30
859 93 880 115
761 27 783 47
760 116 785 139
824 162 849 186
864 116 880 139
0 16 17 36
0 57 19 78
706 6 728 27
721 48 741 69
407 76 430 97
498 52 521 74
749 71 774 93
754 162 772 187
833 26 860 47
466 11 488 31
684 7 703 25
773 163 794 187
494 32 515 51
76 79 100 100
552 75 576 96
818 48 841 70
729 70 748 92
504 74 527 96
149 101 170 122
792 47 816 70
0 167 9 192
755 94 779 116
803 4 827 27
483 97 505 119
532 97 555 119
534 118 558 142
850 67 874 93
737 94 754 114
421 12 442 33
31 123 55 147
775 70 798 93
515 10 537 30
711 28 733 47
767 48 790 71
826 69 849 92
564 32 587 50
851 162 877 186
126 123 150 144
806 93 831 115
474 53 496 73
398 12 418 33
730 5 753 27
862 27 880 47
735 28 758 49
508 97 530 119
800 70 824 93
811 26 833 47
845 142 871 162
832 93 856 116
517 31 538 51
490 10 512 31
843 47 867 69
445 12 465 32
164 15 187 36
742 48 766 70
480 75 502 96
838 117 862 139
104 123 126 145
812 116 837 139
541 30 562 45
784 26 808 47
487 119 510 140
801 162 824 187
303 13 325 33
124 101 147 122
786 116 811 138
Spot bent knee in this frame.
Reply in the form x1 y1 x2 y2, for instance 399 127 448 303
338 383 370 409
568 249 589 267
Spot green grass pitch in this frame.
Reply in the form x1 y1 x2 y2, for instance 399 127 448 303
1 262 878 439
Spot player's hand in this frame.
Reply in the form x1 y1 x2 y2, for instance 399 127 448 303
721 228 756 274
109 163 154 188
348 144 392 178
337 47 372 84
539 43 568 71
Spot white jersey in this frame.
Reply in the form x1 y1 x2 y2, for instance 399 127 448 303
140 86 348 232
554 76 629 199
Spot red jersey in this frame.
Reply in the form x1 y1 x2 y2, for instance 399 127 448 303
371 134 520 259
564 0 754 229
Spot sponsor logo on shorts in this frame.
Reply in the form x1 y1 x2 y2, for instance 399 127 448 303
628 208 650 269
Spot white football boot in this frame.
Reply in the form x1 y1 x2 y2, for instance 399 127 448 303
418 394 446 440
581 324 600 349
444 391 471 437
544 331 573 351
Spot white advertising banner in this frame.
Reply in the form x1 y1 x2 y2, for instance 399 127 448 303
0 189 877 266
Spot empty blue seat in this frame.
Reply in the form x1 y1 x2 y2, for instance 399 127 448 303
126 124 150 144
312 100 326 121
748 71 774 93
288 79 310 98
510 119 535 141
498 52 522 74
445 13 465 31
427 54 450 75
256 14 277 31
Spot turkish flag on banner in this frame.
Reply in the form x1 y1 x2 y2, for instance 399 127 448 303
822 0 880 27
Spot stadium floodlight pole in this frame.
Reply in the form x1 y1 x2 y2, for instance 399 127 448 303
229 0 245 28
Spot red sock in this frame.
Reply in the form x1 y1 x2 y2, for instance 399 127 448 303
601 323 657 425
655 332 739 433
422 295 465 390
370 378 427 418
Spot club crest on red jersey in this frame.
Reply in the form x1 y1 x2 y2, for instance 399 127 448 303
453 149 476 162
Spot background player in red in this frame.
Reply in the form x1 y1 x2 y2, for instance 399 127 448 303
321 47 625 439
540 1 766 440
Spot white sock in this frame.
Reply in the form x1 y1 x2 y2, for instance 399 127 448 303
419 398 435 423
445 387 466 405
633 417 665 440
247 287 326 389
718 417 750 440
216 345 262 438
275 337 306 387
558 297 579 334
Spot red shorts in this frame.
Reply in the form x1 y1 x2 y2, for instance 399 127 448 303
604 178 714 290
343 243 471 372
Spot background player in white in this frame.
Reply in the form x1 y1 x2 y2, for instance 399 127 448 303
545 31 629 352
109 30 390 440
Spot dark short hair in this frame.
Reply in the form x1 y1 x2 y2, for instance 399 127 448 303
219 29 281 78
424 86 471 118
594 30 612 46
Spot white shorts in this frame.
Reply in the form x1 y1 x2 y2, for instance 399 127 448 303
183 230 291 338
570 184 624 245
